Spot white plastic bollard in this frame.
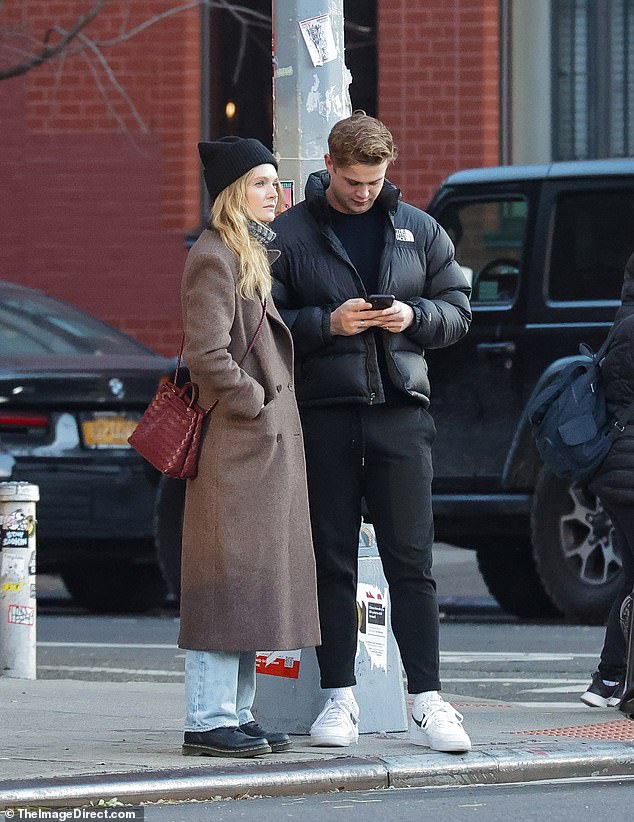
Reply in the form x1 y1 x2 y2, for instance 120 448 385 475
0 482 39 679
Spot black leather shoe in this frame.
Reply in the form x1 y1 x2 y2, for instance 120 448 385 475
239 720 292 752
183 726 271 758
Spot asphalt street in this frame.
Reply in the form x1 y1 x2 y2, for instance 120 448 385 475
135 777 634 822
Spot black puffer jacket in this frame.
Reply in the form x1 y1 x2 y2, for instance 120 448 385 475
590 252 634 506
271 172 472 407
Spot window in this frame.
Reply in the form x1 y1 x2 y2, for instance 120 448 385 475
438 198 529 305
548 189 634 301
553 0 634 159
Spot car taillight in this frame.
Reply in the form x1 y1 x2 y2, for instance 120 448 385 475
0 411 49 433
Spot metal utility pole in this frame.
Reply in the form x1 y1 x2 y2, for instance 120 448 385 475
272 0 352 204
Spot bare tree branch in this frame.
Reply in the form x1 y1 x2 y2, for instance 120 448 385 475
0 0 106 80
232 20 248 85
94 0 270 49
0 0 365 139
0 1 271 81
74 30 150 134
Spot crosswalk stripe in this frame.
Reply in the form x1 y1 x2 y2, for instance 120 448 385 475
441 652 597 662
38 665 182 676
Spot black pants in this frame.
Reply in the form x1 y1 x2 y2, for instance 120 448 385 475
598 504 634 681
300 404 440 694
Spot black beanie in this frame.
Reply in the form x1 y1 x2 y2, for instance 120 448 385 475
198 137 277 201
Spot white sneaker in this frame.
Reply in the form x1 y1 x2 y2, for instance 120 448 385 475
410 695 471 753
310 697 359 747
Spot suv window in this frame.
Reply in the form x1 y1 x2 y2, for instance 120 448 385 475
548 189 634 302
438 198 528 305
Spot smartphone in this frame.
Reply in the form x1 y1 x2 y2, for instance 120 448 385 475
367 294 395 310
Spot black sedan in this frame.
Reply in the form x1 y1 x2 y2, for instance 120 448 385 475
0 280 174 612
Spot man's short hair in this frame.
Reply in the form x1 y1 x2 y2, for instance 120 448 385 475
328 110 398 167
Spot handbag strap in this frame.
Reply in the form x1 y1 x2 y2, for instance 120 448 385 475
238 298 267 368
173 299 268 410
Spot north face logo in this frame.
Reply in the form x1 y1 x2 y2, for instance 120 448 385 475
395 228 414 242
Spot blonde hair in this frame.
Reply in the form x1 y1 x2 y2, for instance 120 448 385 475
328 109 397 167
210 168 284 301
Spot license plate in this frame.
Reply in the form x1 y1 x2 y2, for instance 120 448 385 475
81 414 140 448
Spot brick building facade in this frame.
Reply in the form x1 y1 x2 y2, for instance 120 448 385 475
0 1 500 354
378 0 500 205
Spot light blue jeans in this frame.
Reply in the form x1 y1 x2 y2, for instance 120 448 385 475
184 650 256 731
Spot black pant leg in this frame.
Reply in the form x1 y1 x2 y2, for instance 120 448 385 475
599 504 634 680
361 405 441 694
300 406 363 689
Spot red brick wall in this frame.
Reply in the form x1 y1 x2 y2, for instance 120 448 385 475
0 1 201 353
1 2 502 351
378 0 500 209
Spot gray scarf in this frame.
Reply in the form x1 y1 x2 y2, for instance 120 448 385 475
247 220 276 247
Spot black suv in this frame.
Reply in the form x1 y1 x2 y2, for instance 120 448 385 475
425 158 634 623
156 159 634 624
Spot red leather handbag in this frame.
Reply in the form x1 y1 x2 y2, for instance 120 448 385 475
129 301 266 479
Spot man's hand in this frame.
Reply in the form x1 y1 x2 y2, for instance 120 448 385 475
375 300 415 333
330 298 388 336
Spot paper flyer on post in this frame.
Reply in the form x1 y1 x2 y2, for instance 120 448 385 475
356 582 388 671
299 13 338 67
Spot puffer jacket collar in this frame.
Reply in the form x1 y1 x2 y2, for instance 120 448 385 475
304 170 401 225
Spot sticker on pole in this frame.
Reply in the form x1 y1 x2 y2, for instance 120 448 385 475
8 604 35 626
1 550 27 582
356 583 388 671
299 13 338 66
256 649 301 679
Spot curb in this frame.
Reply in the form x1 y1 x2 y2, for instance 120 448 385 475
2 742 634 808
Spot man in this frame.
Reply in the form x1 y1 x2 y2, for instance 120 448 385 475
271 110 472 753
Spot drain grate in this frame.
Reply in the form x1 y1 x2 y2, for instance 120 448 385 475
514 719 634 740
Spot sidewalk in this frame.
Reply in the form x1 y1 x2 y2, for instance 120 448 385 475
2 678 634 808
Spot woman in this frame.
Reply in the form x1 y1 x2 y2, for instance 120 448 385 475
179 137 320 758
581 252 634 713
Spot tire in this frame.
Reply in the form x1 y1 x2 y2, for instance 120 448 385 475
530 470 623 624
476 540 562 619
62 559 167 613
154 476 186 601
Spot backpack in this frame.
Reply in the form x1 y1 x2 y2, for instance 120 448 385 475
526 330 634 483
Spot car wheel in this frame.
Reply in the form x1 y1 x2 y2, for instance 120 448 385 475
61 559 167 614
476 540 562 619
154 476 185 601
530 469 623 624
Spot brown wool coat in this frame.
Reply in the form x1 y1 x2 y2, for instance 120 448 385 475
178 228 321 652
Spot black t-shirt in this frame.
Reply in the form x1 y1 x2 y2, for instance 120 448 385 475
328 204 384 295
328 204 414 406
